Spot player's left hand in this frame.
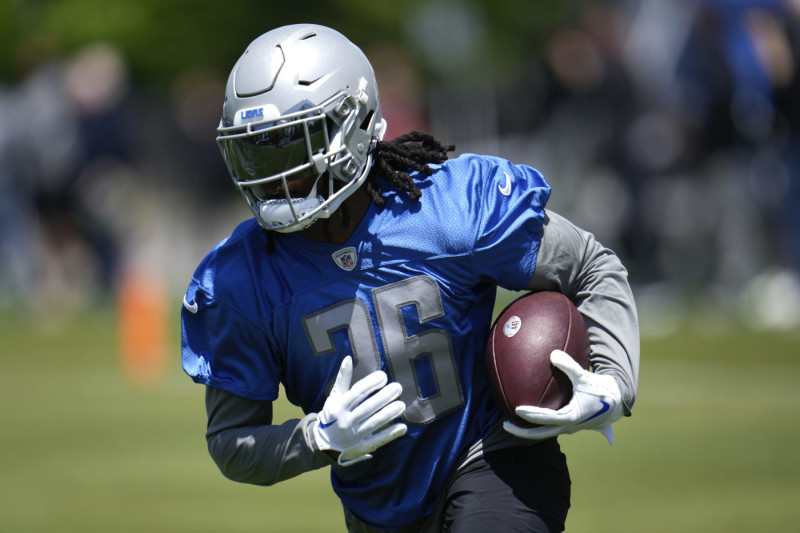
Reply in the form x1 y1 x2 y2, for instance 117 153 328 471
503 350 623 444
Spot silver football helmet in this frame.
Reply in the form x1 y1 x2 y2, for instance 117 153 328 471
217 24 386 233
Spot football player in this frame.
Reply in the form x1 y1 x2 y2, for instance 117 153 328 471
181 24 639 532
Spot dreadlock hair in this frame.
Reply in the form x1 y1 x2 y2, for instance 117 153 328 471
261 130 454 253
365 130 455 207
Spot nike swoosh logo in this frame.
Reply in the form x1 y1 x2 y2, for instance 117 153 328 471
319 418 338 430
183 295 198 314
580 400 610 424
498 172 512 196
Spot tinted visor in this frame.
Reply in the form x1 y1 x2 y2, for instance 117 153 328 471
221 117 328 197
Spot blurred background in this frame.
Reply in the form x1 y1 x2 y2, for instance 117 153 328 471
2 0 800 328
1 0 799 531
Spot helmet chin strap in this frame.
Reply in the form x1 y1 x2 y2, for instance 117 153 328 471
258 195 326 233
256 175 326 232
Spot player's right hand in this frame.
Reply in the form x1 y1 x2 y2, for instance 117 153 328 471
313 356 407 466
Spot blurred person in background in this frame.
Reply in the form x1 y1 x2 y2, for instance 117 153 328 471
0 37 79 311
180 24 639 532
0 78 35 306
1 40 133 315
676 0 800 324
757 0 800 281
526 0 800 327
775 0 800 277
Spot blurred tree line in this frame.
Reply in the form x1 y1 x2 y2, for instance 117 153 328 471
1 0 572 86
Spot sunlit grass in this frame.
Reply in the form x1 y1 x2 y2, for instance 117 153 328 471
1 305 798 532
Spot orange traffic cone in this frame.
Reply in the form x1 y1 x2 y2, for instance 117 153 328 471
117 268 167 387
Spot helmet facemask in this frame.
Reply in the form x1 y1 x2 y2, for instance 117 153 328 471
217 81 384 233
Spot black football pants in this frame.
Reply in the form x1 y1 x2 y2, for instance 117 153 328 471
344 439 571 532
440 439 571 532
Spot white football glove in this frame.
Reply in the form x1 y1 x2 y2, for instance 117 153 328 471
504 350 623 444
313 356 408 466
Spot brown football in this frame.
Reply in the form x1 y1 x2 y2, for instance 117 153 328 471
485 291 590 427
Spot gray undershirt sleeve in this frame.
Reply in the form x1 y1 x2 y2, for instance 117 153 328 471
528 210 640 414
204 386 333 486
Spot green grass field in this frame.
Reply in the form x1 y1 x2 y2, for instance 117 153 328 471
1 302 798 532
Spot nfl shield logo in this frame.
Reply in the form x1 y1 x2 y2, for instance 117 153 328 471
332 247 357 271
503 316 522 338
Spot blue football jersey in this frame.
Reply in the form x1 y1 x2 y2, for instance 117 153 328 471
181 153 551 528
